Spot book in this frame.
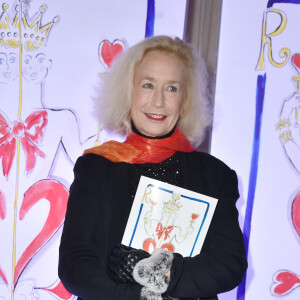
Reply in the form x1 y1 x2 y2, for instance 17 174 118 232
122 176 218 257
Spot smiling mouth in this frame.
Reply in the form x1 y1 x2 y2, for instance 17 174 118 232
144 113 167 121
30 72 37 79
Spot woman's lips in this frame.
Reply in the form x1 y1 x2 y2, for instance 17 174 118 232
144 113 167 121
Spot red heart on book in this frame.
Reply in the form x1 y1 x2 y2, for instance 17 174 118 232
191 213 199 220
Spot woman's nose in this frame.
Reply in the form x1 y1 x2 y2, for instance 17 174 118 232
151 89 165 108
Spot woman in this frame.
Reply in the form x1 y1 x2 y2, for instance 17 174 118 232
58 35 247 300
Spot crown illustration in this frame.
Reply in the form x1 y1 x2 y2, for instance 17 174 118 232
0 1 58 50
0 3 20 48
163 192 182 212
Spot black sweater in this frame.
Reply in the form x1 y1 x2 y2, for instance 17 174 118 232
58 151 247 299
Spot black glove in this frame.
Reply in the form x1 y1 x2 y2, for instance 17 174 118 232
107 245 174 300
107 244 150 283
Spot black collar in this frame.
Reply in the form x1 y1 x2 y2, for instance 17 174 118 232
131 121 176 139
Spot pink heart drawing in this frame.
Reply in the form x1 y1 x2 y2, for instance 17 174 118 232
271 270 300 295
292 193 300 238
292 54 300 70
98 39 125 69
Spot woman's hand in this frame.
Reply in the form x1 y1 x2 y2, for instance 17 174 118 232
107 244 150 283
133 248 173 293
107 244 174 300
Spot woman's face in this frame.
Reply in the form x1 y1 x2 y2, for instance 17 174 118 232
131 50 185 137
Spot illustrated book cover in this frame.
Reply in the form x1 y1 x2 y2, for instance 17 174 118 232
122 176 218 257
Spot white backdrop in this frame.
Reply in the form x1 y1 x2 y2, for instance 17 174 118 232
0 1 186 299
212 1 300 300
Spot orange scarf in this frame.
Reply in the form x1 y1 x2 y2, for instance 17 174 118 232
83 128 194 164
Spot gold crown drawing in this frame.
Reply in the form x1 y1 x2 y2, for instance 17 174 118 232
0 1 58 50
0 3 20 48
163 193 182 212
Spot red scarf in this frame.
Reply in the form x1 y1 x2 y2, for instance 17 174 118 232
83 128 194 163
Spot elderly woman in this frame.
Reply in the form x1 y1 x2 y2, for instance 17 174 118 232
58 35 247 300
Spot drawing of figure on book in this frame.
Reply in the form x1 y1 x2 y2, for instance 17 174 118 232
142 192 199 253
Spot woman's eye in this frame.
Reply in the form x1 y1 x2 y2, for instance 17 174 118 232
142 83 153 89
9 57 15 63
168 85 177 92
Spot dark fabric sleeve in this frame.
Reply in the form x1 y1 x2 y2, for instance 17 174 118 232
58 156 142 300
165 168 247 299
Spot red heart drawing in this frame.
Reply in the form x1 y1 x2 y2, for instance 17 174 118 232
292 54 300 70
292 193 300 238
191 213 199 220
272 270 300 295
98 40 125 69
14 179 69 290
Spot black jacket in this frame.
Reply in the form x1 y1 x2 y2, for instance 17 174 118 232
58 151 247 299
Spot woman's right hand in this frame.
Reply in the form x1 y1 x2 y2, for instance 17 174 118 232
107 244 150 283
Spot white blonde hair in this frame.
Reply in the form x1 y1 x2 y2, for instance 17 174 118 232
97 35 212 147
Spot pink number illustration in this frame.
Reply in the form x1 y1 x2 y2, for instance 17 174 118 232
272 193 300 295
14 179 69 286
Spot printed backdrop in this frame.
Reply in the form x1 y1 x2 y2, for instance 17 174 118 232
0 0 186 299
212 0 300 300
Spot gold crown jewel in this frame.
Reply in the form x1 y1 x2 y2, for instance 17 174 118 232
163 192 182 212
21 1 59 51
0 3 21 48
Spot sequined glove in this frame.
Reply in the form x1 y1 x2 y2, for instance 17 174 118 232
107 244 150 283
133 248 173 300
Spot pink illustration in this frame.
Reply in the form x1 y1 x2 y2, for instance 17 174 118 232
0 2 95 299
14 180 69 286
272 51 300 296
0 190 7 286
38 279 73 300
272 270 300 296
0 189 5 220
143 193 198 253
292 193 300 237
0 110 48 178
0 266 8 285
271 193 300 296
98 39 125 70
